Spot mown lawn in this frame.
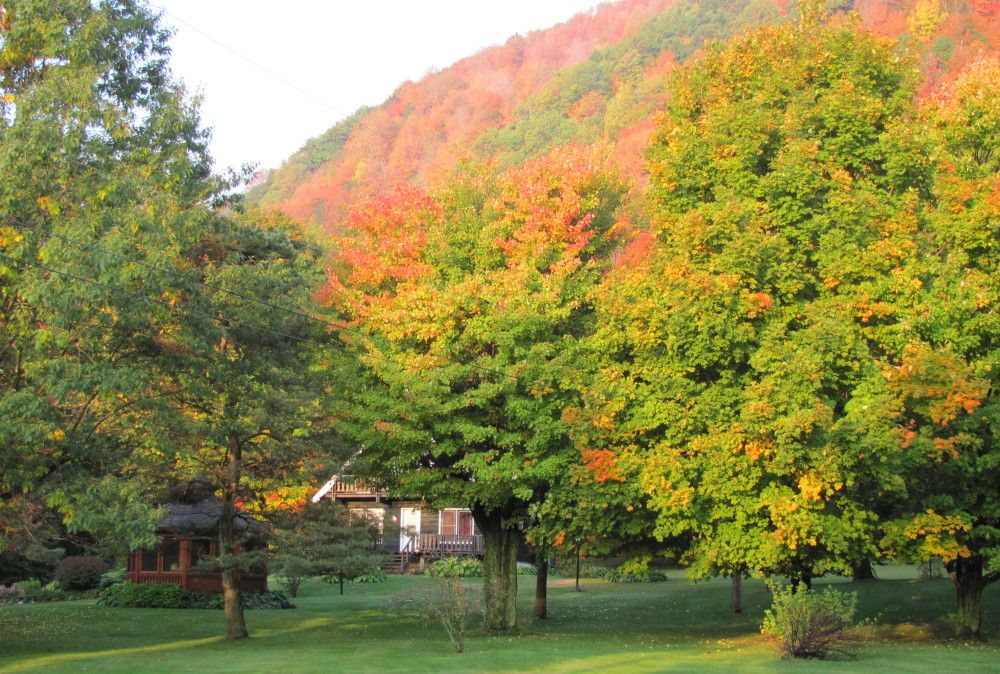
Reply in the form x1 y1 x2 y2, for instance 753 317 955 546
0 566 997 673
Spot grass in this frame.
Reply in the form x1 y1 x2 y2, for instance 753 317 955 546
0 566 997 673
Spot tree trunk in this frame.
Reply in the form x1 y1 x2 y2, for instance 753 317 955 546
731 575 742 614
852 559 877 582
220 437 248 640
473 506 522 632
949 555 986 639
533 548 548 620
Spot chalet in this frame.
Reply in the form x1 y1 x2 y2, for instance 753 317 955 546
125 497 268 593
312 475 484 573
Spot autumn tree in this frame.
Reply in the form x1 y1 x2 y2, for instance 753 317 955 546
879 54 1000 638
574 7 928 585
322 145 628 632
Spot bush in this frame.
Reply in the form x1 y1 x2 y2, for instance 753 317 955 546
351 569 387 583
98 582 296 610
16 578 65 603
99 569 126 589
605 567 668 583
98 582 189 608
186 589 295 610
54 556 110 591
761 584 862 660
516 562 537 575
386 577 479 653
565 559 609 579
425 557 483 578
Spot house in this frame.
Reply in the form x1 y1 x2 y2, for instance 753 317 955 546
125 497 268 593
312 475 484 573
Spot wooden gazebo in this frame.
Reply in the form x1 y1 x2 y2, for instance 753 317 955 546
125 497 268 593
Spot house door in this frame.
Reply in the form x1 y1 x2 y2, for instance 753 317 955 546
399 507 421 552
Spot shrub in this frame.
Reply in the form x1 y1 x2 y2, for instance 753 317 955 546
516 562 537 575
761 584 862 660
425 556 483 578
387 577 479 653
351 569 387 583
99 569 126 589
16 578 65 603
98 583 295 610
605 567 668 583
98 582 189 609
54 556 110 591
566 559 609 579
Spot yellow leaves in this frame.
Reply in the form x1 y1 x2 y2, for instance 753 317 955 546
908 0 947 44
36 196 59 215
48 429 66 442
884 510 971 562
797 473 823 501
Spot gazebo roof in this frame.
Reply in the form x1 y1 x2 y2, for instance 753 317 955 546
159 498 266 537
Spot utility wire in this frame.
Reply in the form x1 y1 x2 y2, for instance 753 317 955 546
154 5 454 178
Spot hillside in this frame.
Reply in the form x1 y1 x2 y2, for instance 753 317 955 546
247 0 1000 235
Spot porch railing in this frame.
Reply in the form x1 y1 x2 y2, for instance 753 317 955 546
333 475 384 497
414 533 485 555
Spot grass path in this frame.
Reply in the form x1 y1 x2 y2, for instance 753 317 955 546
1 567 998 673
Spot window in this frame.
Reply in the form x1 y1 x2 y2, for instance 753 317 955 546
141 549 159 572
440 509 474 536
351 507 385 533
162 539 180 572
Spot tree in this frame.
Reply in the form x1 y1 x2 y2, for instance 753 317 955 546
574 7 926 584
321 145 628 631
0 0 215 551
1 2 334 640
271 500 382 597
879 54 1000 638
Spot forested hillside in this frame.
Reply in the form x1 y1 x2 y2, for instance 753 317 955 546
247 0 1000 235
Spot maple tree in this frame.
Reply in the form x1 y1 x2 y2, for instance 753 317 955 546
574 6 929 586
322 144 628 632
878 54 1000 638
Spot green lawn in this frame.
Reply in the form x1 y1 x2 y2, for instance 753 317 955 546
1 567 998 673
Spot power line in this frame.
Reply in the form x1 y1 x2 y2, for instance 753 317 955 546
153 4 454 177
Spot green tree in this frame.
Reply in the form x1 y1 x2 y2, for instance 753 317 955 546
575 8 925 584
0 1 333 640
879 54 1000 638
271 500 382 597
0 0 215 550
322 145 628 631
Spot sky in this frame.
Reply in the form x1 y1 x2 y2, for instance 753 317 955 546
154 1 603 173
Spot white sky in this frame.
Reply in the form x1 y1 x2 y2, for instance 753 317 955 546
154 1 602 173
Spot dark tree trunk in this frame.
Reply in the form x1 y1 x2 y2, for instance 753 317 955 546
472 505 522 633
533 548 548 620
731 575 742 614
790 573 812 592
852 559 877 582
949 555 988 638
220 437 248 640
